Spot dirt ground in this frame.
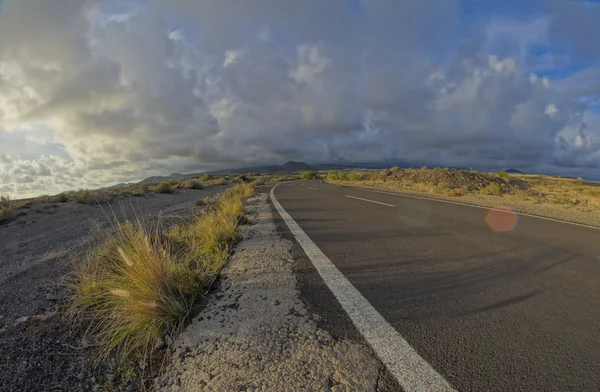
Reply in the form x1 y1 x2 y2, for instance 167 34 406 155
0 186 227 392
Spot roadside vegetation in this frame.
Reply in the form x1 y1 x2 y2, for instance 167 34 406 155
68 182 255 363
326 167 600 215
300 171 319 179
0 195 14 223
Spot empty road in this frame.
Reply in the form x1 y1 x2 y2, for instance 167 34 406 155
271 180 600 391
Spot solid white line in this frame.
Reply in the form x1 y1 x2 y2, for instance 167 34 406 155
345 194 395 207
340 186 600 231
270 184 456 392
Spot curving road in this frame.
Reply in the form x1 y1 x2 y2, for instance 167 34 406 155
271 180 600 391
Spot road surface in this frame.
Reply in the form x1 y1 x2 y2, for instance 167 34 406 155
271 180 600 391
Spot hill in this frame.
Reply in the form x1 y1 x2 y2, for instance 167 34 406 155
281 161 311 172
505 169 524 174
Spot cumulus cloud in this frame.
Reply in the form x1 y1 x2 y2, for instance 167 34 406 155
0 0 599 198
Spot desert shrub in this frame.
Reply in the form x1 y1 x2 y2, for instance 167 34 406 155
39 195 51 203
348 172 361 181
183 179 203 190
443 187 467 197
337 171 348 181
479 182 503 196
0 196 13 223
71 189 91 204
438 182 449 190
300 171 318 180
326 172 339 181
200 174 213 181
253 177 267 186
496 171 510 181
211 177 226 186
153 182 172 194
53 193 69 203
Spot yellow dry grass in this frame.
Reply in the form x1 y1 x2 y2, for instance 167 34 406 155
69 183 255 363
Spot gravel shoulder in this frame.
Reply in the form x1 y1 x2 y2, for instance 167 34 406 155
333 181 600 228
157 192 384 391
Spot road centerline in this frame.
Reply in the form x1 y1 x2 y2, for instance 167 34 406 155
345 194 395 207
271 184 455 392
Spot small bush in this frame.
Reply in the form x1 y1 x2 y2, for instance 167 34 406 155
183 179 203 190
438 182 449 190
480 183 503 196
211 177 226 186
348 172 361 181
0 195 13 223
496 171 510 181
153 182 172 194
326 172 338 181
300 171 318 180
71 189 91 204
337 172 348 181
443 187 467 197
53 193 69 203
200 174 213 181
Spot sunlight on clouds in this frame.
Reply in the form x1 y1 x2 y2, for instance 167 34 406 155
0 0 598 198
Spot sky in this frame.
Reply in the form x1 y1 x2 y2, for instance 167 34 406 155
1 0 600 198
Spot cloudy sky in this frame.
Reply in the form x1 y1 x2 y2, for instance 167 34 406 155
1 0 600 198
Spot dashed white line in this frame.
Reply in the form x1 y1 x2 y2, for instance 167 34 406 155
271 184 456 392
307 186 318 191
339 185 600 231
345 195 395 207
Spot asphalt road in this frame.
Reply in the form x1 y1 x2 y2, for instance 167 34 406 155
271 180 600 391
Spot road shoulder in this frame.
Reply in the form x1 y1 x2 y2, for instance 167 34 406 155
157 192 388 391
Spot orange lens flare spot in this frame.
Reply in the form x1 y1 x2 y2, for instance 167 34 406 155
485 208 518 232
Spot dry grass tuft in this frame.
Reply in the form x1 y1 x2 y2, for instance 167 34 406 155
69 220 204 362
69 182 255 363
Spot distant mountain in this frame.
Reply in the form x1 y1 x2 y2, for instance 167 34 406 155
505 168 524 174
139 172 193 184
281 161 311 172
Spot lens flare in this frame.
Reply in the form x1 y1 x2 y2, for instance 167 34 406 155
485 208 519 232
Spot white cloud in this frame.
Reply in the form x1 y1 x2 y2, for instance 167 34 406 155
0 0 598 198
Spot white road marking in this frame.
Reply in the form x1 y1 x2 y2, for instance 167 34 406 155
345 195 395 207
338 185 600 231
271 184 456 392
307 186 318 191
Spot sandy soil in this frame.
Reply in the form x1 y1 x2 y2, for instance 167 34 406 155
0 186 227 392
156 193 383 391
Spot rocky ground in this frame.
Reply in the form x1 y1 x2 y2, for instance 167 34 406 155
0 186 227 392
156 193 385 391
